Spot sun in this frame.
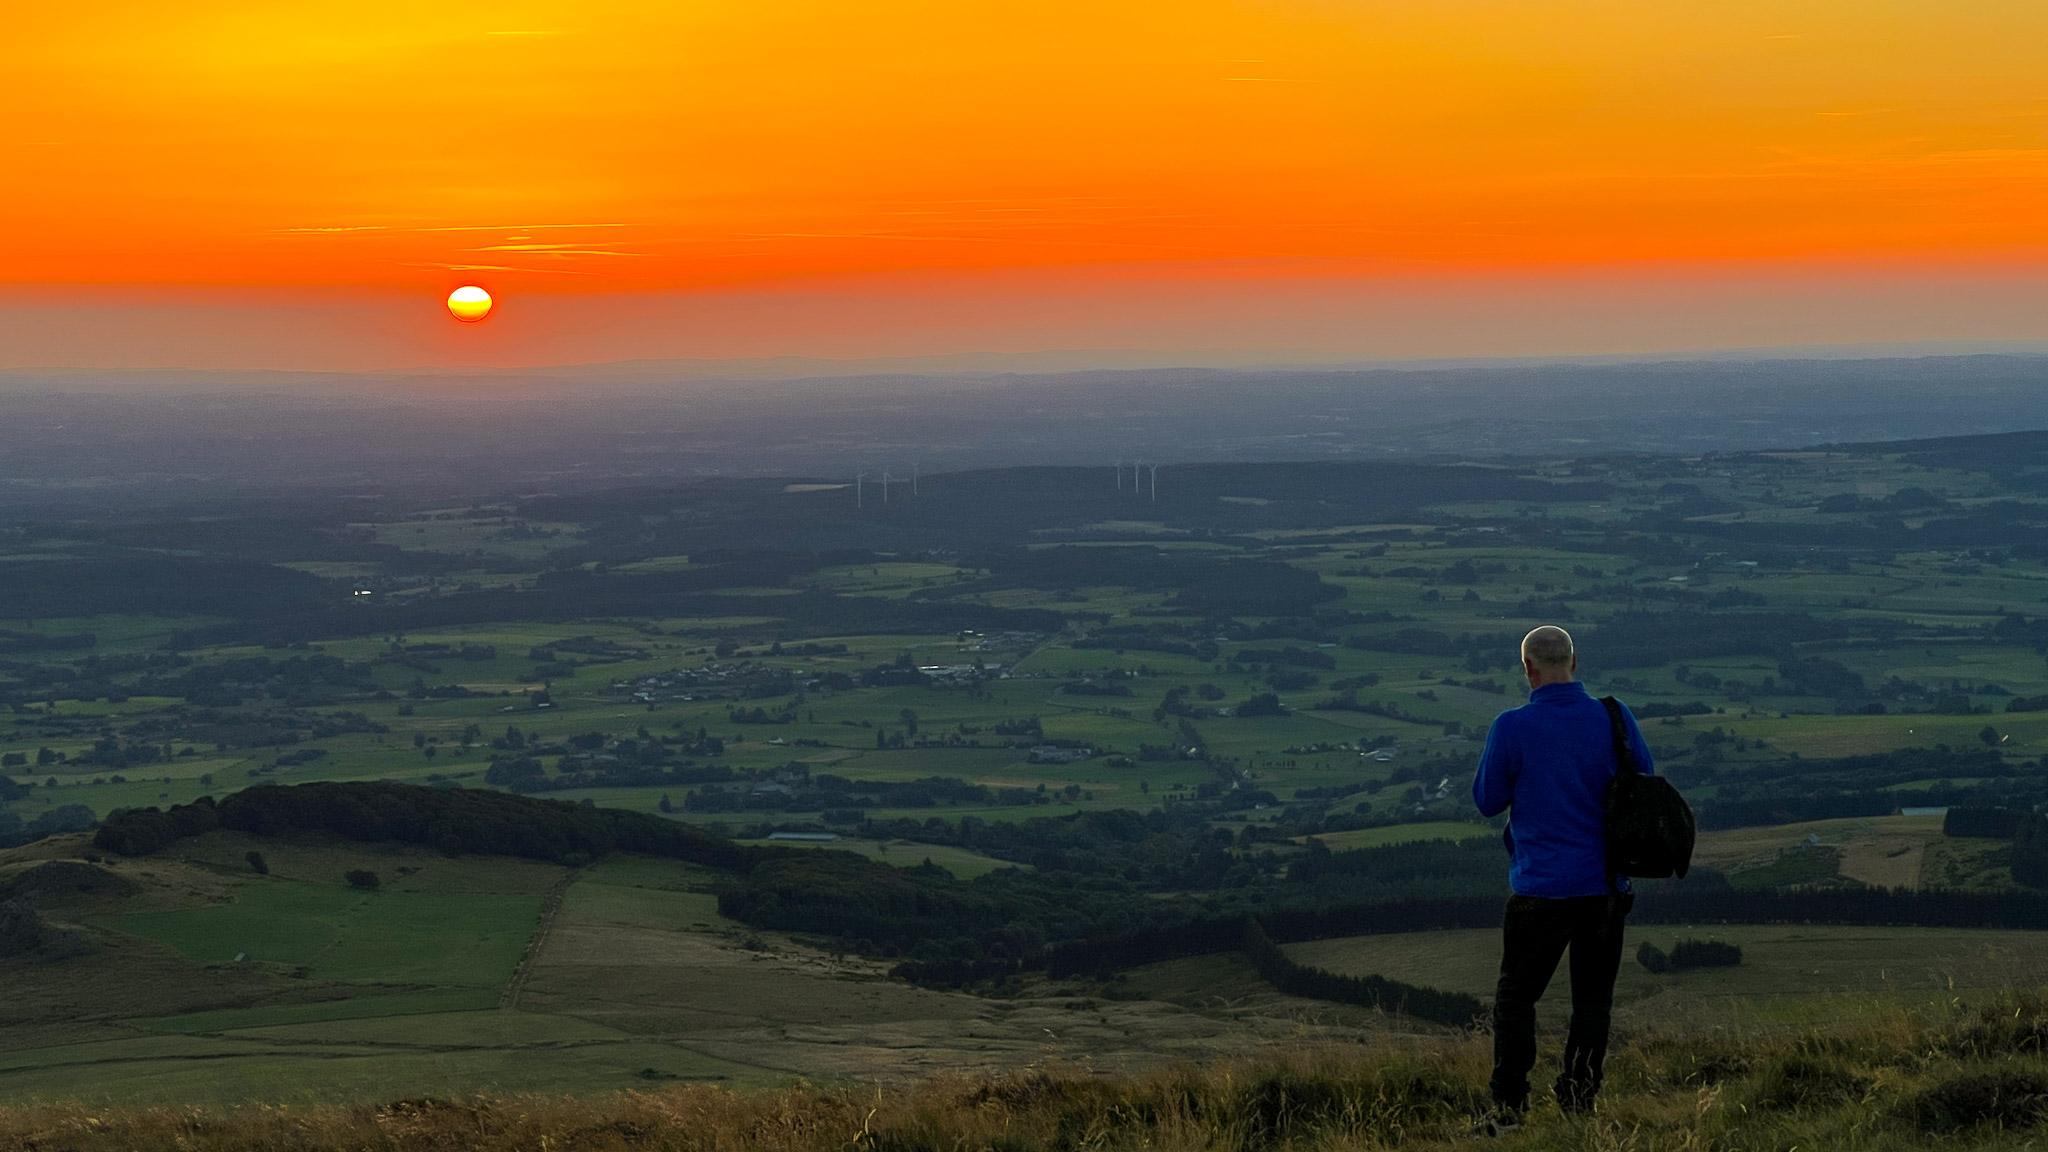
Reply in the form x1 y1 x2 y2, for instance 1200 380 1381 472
446 285 493 323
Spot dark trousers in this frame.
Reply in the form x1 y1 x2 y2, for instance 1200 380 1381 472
1489 892 1633 1113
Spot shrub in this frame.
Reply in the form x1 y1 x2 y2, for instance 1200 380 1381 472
0 898 47 958
344 869 380 891
1668 939 1742 968
1907 1071 2048 1133
1640 939 1740 972
1747 1053 1870 1111
245 850 268 875
1936 992 2048 1058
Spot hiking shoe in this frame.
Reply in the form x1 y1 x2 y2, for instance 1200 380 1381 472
1556 1089 1599 1116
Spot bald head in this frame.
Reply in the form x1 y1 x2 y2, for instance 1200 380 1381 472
1521 625 1576 683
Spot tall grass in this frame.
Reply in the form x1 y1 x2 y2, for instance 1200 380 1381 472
11 996 2048 1151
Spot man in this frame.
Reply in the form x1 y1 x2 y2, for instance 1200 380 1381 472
1471 624 1654 1127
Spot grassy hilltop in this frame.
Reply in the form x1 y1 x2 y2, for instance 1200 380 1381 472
10 997 2048 1150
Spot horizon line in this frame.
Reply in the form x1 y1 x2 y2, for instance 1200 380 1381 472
6 338 2048 386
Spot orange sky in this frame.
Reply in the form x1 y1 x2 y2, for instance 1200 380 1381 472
5 1 2048 365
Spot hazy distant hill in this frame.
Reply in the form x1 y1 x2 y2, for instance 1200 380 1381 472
0 354 2045 502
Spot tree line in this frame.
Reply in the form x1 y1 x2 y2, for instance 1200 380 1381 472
1040 887 2048 980
92 781 750 871
1239 917 1483 1027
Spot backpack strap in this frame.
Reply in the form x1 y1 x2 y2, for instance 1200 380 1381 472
1600 695 1634 896
1600 695 1639 776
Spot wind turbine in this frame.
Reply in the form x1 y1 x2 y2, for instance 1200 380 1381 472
856 470 869 509
1149 464 1158 502
881 469 892 505
1114 460 1124 491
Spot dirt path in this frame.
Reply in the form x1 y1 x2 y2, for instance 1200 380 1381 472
499 867 582 1010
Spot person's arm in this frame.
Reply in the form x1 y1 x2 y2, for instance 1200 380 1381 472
1472 713 1517 817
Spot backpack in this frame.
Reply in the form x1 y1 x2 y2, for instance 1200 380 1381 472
1600 696 1696 881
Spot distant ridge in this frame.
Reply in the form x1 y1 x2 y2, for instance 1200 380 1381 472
1810 427 2048 458
0 353 2046 499
5 347 2047 392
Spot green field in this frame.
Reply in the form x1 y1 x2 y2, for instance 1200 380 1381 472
0 850 778 1105
103 880 542 984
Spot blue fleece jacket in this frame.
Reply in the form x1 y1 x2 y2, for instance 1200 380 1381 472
1471 681 1656 898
